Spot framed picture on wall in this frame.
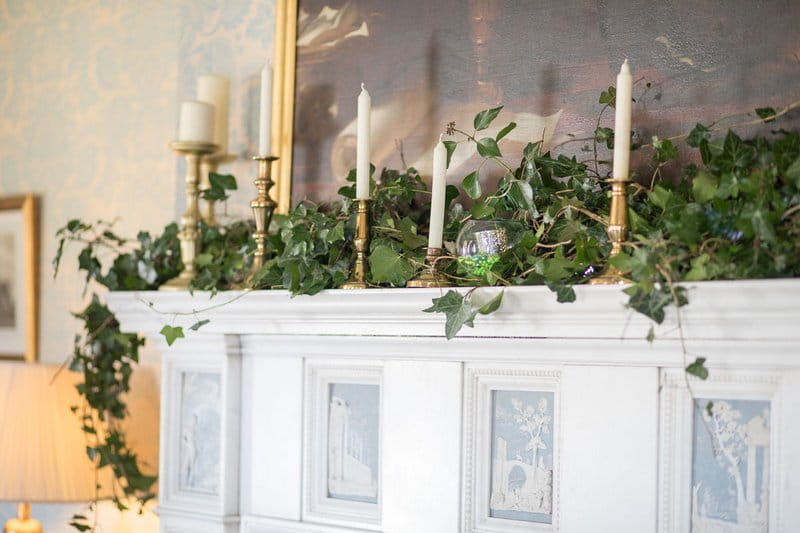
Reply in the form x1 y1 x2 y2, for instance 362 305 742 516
269 0 800 212
463 365 561 532
0 194 38 362
304 360 383 528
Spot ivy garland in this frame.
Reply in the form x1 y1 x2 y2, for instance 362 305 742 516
54 90 800 531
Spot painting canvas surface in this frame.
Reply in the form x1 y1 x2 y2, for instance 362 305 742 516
489 389 554 524
0 233 15 328
291 0 800 205
179 372 222 494
0 209 25 354
691 398 771 533
327 382 380 504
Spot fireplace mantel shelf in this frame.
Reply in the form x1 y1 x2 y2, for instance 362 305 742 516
107 278 800 342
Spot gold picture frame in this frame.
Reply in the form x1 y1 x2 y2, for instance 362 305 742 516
271 0 298 214
0 194 38 362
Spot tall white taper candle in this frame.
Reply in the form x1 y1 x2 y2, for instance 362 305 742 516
178 101 215 143
428 134 447 249
612 59 633 181
196 74 230 153
258 62 273 156
356 83 371 199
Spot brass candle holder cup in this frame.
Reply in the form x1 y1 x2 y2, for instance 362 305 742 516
199 151 237 226
342 199 371 289
406 247 452 288
161 140 219 291
247 156 279 278
589 178 630 285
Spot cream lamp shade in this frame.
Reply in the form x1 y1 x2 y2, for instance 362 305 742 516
0 363 105 503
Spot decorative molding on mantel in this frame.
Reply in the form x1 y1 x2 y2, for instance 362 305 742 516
105 279 800 342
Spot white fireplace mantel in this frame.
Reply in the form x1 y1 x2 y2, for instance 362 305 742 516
106 280 800 533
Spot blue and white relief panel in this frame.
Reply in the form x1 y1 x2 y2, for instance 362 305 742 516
179 372 222 494
691 398 771 533
327 383 380 504
490 390 555 524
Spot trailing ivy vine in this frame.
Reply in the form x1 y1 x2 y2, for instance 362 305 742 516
55 91 800 531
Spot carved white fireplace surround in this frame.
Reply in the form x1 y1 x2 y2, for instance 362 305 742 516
106 280 800 533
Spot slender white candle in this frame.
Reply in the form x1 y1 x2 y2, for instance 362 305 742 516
258 62 273 156
196 74 230 153
428 134 447 250
612 59 633 181
356 83 371 199
178 101 215 143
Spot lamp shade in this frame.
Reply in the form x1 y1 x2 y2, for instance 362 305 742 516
0 363 105 502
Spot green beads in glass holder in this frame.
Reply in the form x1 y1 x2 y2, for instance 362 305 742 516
456 219 516 276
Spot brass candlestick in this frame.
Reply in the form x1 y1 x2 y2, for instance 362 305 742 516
589 178 630 285
407 247 452 288
161 140 218 291
342 199 371 289
247 156 279 277
199 151 237 226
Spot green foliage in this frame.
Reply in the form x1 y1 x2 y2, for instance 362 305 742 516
202 172 238 201
686 357 710 380
159 325 184 346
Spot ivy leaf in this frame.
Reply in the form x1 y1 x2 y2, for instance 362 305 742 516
477 290 504 314
473 106 503 131
496 122 517 142
705 400 715 417
470 201 495 219
189 319 210 331
595 127 614 149
755 107 776 122
159 325 184 346
209 172 237 191
652 136 678 164
692 170 718 203
785 154 800 188
423 290 477 339
599 86 617 107
462 171 482 199
686 357 709 380
546 282 576 303
476 137 502 158
646 326 655 343
686 123 710 148
443 140 458 169
369 244 415 286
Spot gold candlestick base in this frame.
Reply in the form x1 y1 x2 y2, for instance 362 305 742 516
589 178 630 285
200 151 237 226
341 199 371 290
407 247 452 288
247 155 279 280
161 140 219 291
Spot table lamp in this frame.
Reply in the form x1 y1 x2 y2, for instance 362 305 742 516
0 363 106 533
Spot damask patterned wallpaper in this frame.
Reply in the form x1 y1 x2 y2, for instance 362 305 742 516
0 0 273 531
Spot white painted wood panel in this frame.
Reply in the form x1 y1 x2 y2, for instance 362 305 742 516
382 360 462 533
241 355 303 520
560 366 658 533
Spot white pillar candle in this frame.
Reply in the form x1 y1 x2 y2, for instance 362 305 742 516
178 101 215 143
258 62 273 156
428 135 447 250
612 59 633 181
356 83 371 199
196 74 230 153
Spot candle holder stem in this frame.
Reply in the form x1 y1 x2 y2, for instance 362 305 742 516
406 247 452 288
199 151 237 226
342 199 371 289
161 141 218 291
247 156 279 279
589 178 630 285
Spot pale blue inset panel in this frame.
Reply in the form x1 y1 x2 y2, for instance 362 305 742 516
490 390 554 524
327 383 380 504
179 372 222 494
692 398 770 532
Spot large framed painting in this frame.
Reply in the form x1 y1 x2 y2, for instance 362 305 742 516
270 0 800 211
0 194 38 362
